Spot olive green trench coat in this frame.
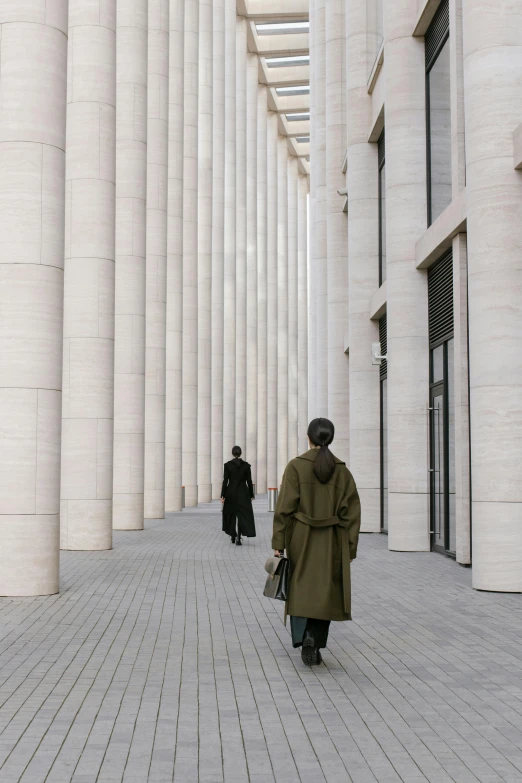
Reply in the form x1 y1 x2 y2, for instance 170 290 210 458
272 450 361 622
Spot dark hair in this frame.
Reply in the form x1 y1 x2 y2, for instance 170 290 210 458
307 418 336 484
232 445 242 459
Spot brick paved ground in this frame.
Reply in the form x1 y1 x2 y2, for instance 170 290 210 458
1 499 522 783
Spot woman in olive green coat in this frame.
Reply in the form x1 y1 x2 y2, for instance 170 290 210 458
272 418 361 666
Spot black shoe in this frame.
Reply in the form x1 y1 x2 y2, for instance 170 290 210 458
301 633 317 667
236 537 242 546
231 535 236 544
316 650 323 665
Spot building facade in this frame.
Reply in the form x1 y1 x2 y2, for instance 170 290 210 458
2 0 522 598
309 0 522 591
0 0 310 595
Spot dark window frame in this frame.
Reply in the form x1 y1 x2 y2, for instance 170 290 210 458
379 313 387 532
378 130 386 286
429 341 455 557
425 0 450 227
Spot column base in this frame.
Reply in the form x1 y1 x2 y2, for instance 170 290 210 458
144 489 165 520
61 500 113 550
184 485 198 507
0 514 59 596
472 501 522 592
113 494 145 531
387 492 430 551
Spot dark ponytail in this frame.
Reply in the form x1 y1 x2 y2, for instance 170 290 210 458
307 418 336 484
232 445 242 461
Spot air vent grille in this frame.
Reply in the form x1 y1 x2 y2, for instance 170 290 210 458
379 314 387 381
378 129 385 168
425 0 449 71
428 249 453 349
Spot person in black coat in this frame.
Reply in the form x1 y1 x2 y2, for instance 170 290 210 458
221 446 256 545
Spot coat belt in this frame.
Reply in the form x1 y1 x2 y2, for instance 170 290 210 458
292 511 351 616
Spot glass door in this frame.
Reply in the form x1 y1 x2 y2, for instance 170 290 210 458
429 340 456 556
430 384 445 553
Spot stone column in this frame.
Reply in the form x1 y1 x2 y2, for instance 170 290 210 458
384 0 429 551
453 233 470 565
308 0 318 419
61 0 116 552
314 0 328 416
246 53 258 479
256 86 269 494
266 112 279 491
113 0 148 531
287 157 299 462
235 17 247 450
144 0 169 520
346 0 380 532
182 0 199 507
463 0 522 591
165 0 184 512
277 136 289 484
223 0 236 463
197 0 212 504
298 174 309 454
326 0 349 460
0 2 67 593
211 0 225 499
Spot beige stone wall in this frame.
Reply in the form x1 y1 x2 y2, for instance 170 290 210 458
0 0 309 593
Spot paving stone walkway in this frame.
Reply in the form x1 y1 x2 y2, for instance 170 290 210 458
1 499 522 783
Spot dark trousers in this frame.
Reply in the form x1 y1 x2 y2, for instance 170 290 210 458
290 616 331 649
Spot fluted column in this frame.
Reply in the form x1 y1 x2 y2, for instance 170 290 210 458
308 0 318 419
223 0 236 462
0 2 67 593
287 157 299 462
266 112 279 490
197 0 213 503
314 0 328 416
385 0 429 551
346 0 381 532
61 0 116 552
463 0 522 590
144 0 169 520
182 0 199 507
246 53 258 480
326 0 349 460
235 18 247 450
256 86 269 494
277 136 289 483
165 0 184 512
211 0 226 499
113 0 148 531
298 174 309 454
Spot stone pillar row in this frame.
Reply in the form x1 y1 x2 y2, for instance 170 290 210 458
0 0 309 595
308 0 350 464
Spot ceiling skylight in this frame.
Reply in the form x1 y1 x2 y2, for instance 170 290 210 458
256 21 309 36
296 136 310 144
266 55 310 68
276 85 310 96
286 112 310 122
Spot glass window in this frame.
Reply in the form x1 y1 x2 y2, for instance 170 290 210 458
447 339 456 554
367 0 384 79
379 159 386 285
381 378 388 532
427 39 452 224
432 344 444 383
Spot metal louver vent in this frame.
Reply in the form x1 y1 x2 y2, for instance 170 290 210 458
378 129 385 167
425 0 449 71
379 314 387 381
428 249 453 349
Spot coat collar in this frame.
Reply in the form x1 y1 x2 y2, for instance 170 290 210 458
297 448 345 465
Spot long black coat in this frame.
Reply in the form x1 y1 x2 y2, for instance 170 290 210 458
221 459 256 538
